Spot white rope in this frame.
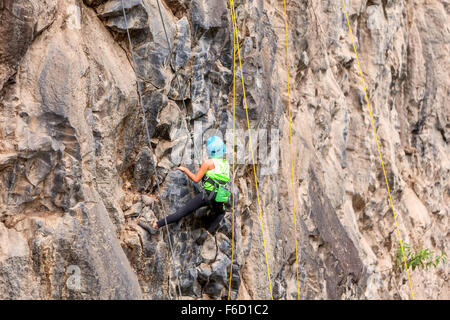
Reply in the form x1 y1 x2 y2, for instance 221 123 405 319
120 0 182 299
155 0 200 162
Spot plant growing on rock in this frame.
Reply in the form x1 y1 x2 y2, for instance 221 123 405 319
395 243 447 272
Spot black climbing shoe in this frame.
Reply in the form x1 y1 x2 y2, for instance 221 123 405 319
138 221 158 235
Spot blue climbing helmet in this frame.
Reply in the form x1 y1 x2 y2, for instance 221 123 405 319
206 136 225 158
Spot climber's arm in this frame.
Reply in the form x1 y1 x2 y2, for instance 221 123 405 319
177 160 214 183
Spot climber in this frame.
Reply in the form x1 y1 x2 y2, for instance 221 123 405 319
142 136 231 235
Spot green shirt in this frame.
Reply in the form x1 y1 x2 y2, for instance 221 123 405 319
203 158 230 191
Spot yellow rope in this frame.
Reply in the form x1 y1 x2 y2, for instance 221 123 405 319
341 0 414 299
227 7 237 300
228 0 273 299
282 0 301 300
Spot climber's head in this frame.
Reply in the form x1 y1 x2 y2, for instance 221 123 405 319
206 136 225 159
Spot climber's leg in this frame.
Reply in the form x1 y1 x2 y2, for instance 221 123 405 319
156 193 207 228
206 202 226 234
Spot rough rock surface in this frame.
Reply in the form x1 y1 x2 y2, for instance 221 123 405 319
0 0 448 299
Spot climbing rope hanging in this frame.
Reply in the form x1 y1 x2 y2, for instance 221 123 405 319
341 0 414 299
227 8 237 300
155 0 201 188
281 0 301 300
120 0 182 299
228 0 274 300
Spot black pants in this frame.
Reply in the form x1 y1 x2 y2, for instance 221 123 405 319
156 193 225 234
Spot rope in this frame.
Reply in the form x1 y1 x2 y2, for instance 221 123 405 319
155 0 199 163
282 0 301 300
227 10 237 300
120 0 182 299
341 0 414 299
228 0 273 299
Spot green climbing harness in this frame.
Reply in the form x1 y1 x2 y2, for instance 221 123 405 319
202 158 231 203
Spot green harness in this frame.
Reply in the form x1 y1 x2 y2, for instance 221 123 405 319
202 158 231 203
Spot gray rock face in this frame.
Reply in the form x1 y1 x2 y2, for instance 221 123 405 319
191 0 228 32
0 0 57 90
133 147 154 192
0 2 142 299
98 0 149 32
97 0 143 18
85 0 108 7
142 89 168 137
172 17 191 71
0 0 448 300
135 43 171 88
307 166 364 298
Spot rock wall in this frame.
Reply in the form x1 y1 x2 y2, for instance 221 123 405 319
0 0 448 299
